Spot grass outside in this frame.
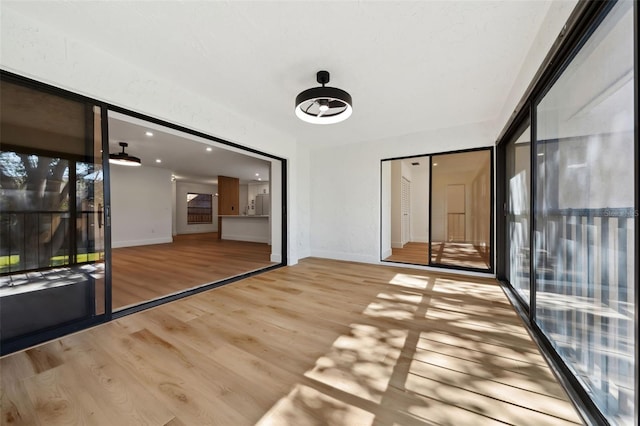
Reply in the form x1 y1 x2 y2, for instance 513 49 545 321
0 252 103 273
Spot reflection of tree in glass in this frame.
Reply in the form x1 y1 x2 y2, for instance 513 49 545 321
0 151 70 272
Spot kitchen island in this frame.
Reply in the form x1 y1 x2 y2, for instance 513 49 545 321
218 215 270 244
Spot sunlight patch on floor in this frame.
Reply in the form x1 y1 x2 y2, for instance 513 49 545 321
255 384 375 426
388 273 430 289
304 324 407 403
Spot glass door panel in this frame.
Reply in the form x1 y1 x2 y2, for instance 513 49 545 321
534 0 635 422
505 126 531 305
0 80 107 352
430 149 492 271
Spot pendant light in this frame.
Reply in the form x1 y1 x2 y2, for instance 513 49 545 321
109 142 141 166
295 71 352 124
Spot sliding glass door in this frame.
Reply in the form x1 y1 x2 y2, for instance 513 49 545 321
498 1 636 424
504 124 531 305
381 147 493 272
534 0 635 422
0 78 108 353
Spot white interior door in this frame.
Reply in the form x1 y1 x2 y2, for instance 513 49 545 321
401 177 411 246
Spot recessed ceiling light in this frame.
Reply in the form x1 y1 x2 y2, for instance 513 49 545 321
255 173 260 176
537 153 545 156
206 147 213 152
145 131 153 137
258 178 262 181
433 163 438 166
155 159 162 163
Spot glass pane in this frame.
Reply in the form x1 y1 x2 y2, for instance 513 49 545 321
381 156 430 265
506 126 531 304
108 113 278 311
534 1 635 423
430 150 491 270
0 81 106 344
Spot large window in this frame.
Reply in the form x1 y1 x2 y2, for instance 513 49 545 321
0 79 107 351
505 125 531 305
534 1 635 423
498 1 636 424
381 148 492 272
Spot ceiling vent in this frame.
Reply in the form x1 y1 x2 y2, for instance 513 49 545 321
295 70 352 124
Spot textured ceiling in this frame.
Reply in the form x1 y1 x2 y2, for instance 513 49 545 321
2 1 553 147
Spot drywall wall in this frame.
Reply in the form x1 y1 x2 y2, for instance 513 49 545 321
389 158 429 248
390 161 402 248
239 184 248 216
408 159 429 243
175 181 218 235
110 165 173 248
0 8 304 264
310 122 494 263
494 0 578 141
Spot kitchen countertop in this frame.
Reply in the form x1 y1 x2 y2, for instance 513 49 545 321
218 215 269 218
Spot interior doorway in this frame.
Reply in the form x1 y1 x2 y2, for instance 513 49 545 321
107 111 283 311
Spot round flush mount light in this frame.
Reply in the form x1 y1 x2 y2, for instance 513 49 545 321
109 142 141 166
295 70 352 124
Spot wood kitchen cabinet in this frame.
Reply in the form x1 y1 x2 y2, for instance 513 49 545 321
217 175 239 239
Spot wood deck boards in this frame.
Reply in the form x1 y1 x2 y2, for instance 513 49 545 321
0 258 582 425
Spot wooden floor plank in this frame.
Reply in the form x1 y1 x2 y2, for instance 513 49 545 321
1 258 582 425
112 232 275 310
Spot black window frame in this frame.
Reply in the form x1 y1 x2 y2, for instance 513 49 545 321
0 69 289 355
495 1 638 424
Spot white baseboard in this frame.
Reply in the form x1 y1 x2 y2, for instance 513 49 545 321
112 237 173 248
222 234 269 244
310 249 380 264
270 253 282 263
391 241 403 249
382 248 392 259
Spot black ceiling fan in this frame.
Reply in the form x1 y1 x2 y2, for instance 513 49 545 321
295 71 352 124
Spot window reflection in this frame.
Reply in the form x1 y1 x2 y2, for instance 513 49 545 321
534 1 635 423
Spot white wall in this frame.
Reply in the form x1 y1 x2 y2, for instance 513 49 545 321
408 160 429 243
239 184 248 216
111 166 173 248
0 8 305 265
310 122 494 264
175 181 218 235
493 0 578 141
380 161 391 259
390 161 402 248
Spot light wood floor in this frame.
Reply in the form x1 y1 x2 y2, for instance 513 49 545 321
0 258 582 426
112 232 275 310
431 242 491 269
385 242 429 265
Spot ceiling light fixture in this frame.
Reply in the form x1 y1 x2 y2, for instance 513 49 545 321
109 142 141 167
155 159 162 163
145 131 153 137
206 147 213 152
295 70 352 124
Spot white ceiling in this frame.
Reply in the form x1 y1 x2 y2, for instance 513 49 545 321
3 1 553 147
108 113 271 185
